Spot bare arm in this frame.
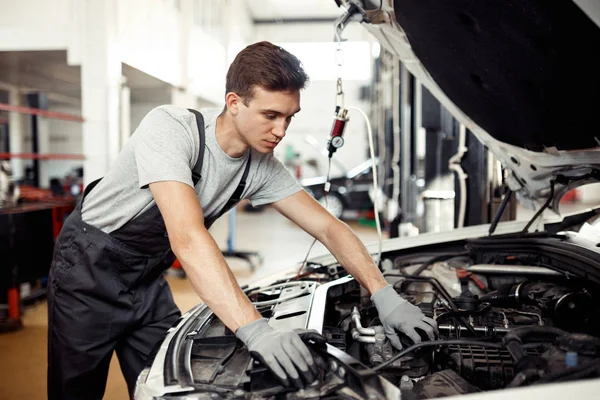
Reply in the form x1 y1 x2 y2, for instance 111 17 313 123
150 181 261 332
272 190 388 295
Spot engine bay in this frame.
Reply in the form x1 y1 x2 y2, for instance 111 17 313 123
150 234 600 399
316 276 599 397
243 234 600 398
308 238 600 398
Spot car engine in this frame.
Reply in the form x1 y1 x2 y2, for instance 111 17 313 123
311 244 600 398
138 235 600 399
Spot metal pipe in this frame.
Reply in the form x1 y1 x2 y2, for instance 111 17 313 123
351 329 377 343
400 63 412 222
449 123 468 228
376 58 387 207
467 265 562 276
352 307 376 336
391 59 401 221
511 310 543 326
439 324 510 336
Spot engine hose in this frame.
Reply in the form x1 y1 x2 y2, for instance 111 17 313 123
413 252 470 276
503 326 569 365
506 370 538 388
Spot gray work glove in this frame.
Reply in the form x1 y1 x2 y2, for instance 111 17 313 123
236 318 325 388
371 284 438 350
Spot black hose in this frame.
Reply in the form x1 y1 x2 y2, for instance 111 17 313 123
503 326 569 365
413 252 470 276
505 339 528 364
366 339 505 373
506 370 536 388
503 326 568 347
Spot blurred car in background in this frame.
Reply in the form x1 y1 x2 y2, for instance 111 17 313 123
301 158 378 219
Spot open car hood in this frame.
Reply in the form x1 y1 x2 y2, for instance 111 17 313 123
335 0 600 210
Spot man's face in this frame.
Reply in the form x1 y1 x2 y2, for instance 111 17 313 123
233 86 301 153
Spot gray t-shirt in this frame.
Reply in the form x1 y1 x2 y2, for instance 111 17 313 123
81 105 302 233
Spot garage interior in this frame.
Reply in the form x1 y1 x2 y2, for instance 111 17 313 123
1 1 600 400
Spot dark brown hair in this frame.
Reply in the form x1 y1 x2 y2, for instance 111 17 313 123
226 41 309 104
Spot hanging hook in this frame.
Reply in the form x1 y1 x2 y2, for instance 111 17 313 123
333 3 360 43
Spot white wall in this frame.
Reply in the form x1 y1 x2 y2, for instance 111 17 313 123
68 0 189 89
0 0 73 51
225 0 256 63
188 30 228 104
116 0 184 87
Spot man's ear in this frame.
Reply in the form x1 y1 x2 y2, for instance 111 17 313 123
225 92 241 115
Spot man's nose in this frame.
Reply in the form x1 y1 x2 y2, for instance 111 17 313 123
272 121 287 139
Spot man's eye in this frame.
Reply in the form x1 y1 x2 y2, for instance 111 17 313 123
265 114 276 120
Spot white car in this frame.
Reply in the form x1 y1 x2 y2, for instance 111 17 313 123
135 1 600 398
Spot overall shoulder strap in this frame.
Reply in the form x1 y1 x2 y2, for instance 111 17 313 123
187 109 205 185
212 153 252 222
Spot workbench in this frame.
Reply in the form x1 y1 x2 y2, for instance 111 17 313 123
0 199 75 309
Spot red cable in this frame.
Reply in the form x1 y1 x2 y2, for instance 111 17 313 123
0 103 84 122
469 274 487 291
0 153 85 160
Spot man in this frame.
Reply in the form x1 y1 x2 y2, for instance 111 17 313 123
48 41 436 399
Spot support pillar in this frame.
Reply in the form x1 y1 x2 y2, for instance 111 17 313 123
8 88 23 181
25 92 51 188
0 120 8 153
120 77 131 150
171 0 195 110
81 0 121 186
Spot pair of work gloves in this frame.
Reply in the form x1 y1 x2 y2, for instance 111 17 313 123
235 284 438 388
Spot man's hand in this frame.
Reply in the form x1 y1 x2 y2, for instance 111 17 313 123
236 318 325 388
371 285 438 349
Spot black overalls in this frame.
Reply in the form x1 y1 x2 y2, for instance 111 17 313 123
47 110 250 399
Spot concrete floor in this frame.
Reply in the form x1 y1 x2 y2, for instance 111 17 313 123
0 206 382 400
1 200 596 399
